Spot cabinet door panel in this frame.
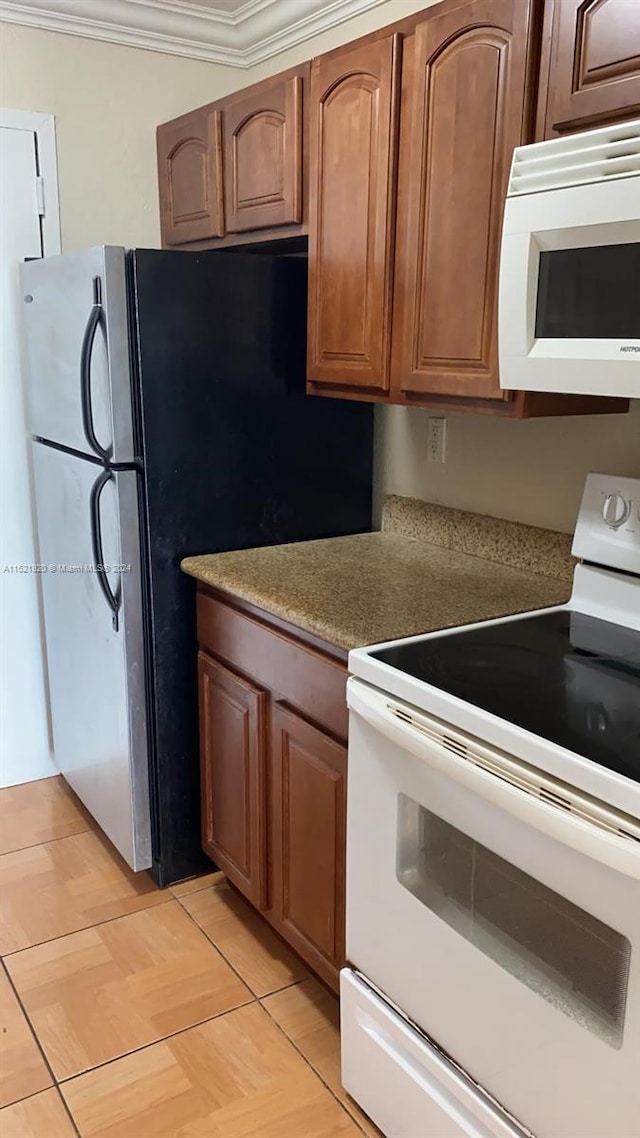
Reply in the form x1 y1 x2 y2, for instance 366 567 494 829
157 109 224 246
224 74 304 233
307 36 400 393
198 652 267 908
271 704 346 991
393 0 530 401
543 0 640 135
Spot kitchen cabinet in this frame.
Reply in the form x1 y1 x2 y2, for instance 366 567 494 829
306 36 400 394
198 652 267 908
195 587 348 991
156 0 636 414
156 108 224 245
393 0 530 403
305 0 630 417
157 66 308 249
539 0 640 138
223 71 305 233
270 704 346 991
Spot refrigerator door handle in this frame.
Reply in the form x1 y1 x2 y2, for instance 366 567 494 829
90 468 122 632
81 276 112 462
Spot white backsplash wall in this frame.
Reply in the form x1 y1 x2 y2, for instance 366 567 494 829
374 400 640 534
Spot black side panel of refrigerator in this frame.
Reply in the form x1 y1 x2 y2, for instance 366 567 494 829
130 249 373 885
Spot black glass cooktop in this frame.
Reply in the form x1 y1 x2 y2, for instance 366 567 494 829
371 610 640 784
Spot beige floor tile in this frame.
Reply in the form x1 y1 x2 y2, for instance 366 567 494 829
180 879 309 997
0 776 92 857
6 900 252 1080
0 966 51 1108
0 829 167 954
264 978 383 1137
0 1088 77 1138
170 870 224 898
62 1001 362 1138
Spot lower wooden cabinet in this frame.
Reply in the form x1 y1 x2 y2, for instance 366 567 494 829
198 653 267 908
196 587 348 991
270 704 346 990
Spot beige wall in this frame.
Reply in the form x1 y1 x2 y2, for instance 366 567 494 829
375 403 640 534
2 6 638 533
0 22 240 250
0 0 430 251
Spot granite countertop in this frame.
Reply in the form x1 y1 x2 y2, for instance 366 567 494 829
181 500 574 650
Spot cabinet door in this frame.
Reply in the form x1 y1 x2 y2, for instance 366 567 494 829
157 108 224 246
270 704 346 990
198 652 267 908
392 0 531 401
307 36 400 394
542 0 640 136
224 73 305 233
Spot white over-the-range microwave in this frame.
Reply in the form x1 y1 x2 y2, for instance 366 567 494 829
498 118 640 400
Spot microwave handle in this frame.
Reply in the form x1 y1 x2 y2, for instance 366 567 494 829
347 679 640 881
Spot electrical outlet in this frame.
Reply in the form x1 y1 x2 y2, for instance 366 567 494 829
427 417 447 463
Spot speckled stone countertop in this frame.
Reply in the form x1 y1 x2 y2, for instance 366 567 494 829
181 498 574 651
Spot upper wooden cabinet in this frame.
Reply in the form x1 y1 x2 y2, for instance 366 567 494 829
540 0 640 137
157 66 309 248
156 0 636 414
307 36 400 394
393 0 531 403
157 108 224 246
304 0 630 416
223 72 305 233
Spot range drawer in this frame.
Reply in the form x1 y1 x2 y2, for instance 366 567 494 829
340 970 525 1138
196 591 348 739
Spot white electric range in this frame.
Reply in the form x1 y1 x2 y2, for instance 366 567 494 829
341 473 640 1138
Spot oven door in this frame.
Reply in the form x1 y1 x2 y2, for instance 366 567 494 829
346 678 640 1138
498 175 640 399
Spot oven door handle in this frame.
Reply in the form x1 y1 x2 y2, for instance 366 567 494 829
347 679 640 881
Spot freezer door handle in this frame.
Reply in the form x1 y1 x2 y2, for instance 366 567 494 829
90 468 121 631
80 277 112 462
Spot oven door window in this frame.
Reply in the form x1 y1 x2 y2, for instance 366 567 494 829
535 242 640 339
396 796 631 1047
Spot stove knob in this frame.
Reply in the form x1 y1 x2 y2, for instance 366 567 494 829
602 492 631 529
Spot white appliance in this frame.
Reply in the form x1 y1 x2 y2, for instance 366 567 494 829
498 119 640 399
342 473 640 1138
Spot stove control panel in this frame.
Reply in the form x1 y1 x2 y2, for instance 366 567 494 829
573 473 640 575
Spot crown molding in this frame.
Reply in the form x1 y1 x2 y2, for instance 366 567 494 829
0 0 387 66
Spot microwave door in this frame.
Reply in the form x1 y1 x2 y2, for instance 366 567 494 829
20 247 135 463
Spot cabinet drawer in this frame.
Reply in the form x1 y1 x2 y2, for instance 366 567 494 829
196 592 348 740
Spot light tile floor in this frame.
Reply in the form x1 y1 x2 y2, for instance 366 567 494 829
0 776 381 1138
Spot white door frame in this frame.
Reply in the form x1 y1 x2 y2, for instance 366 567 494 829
0 109 61 785
0 109 61 255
